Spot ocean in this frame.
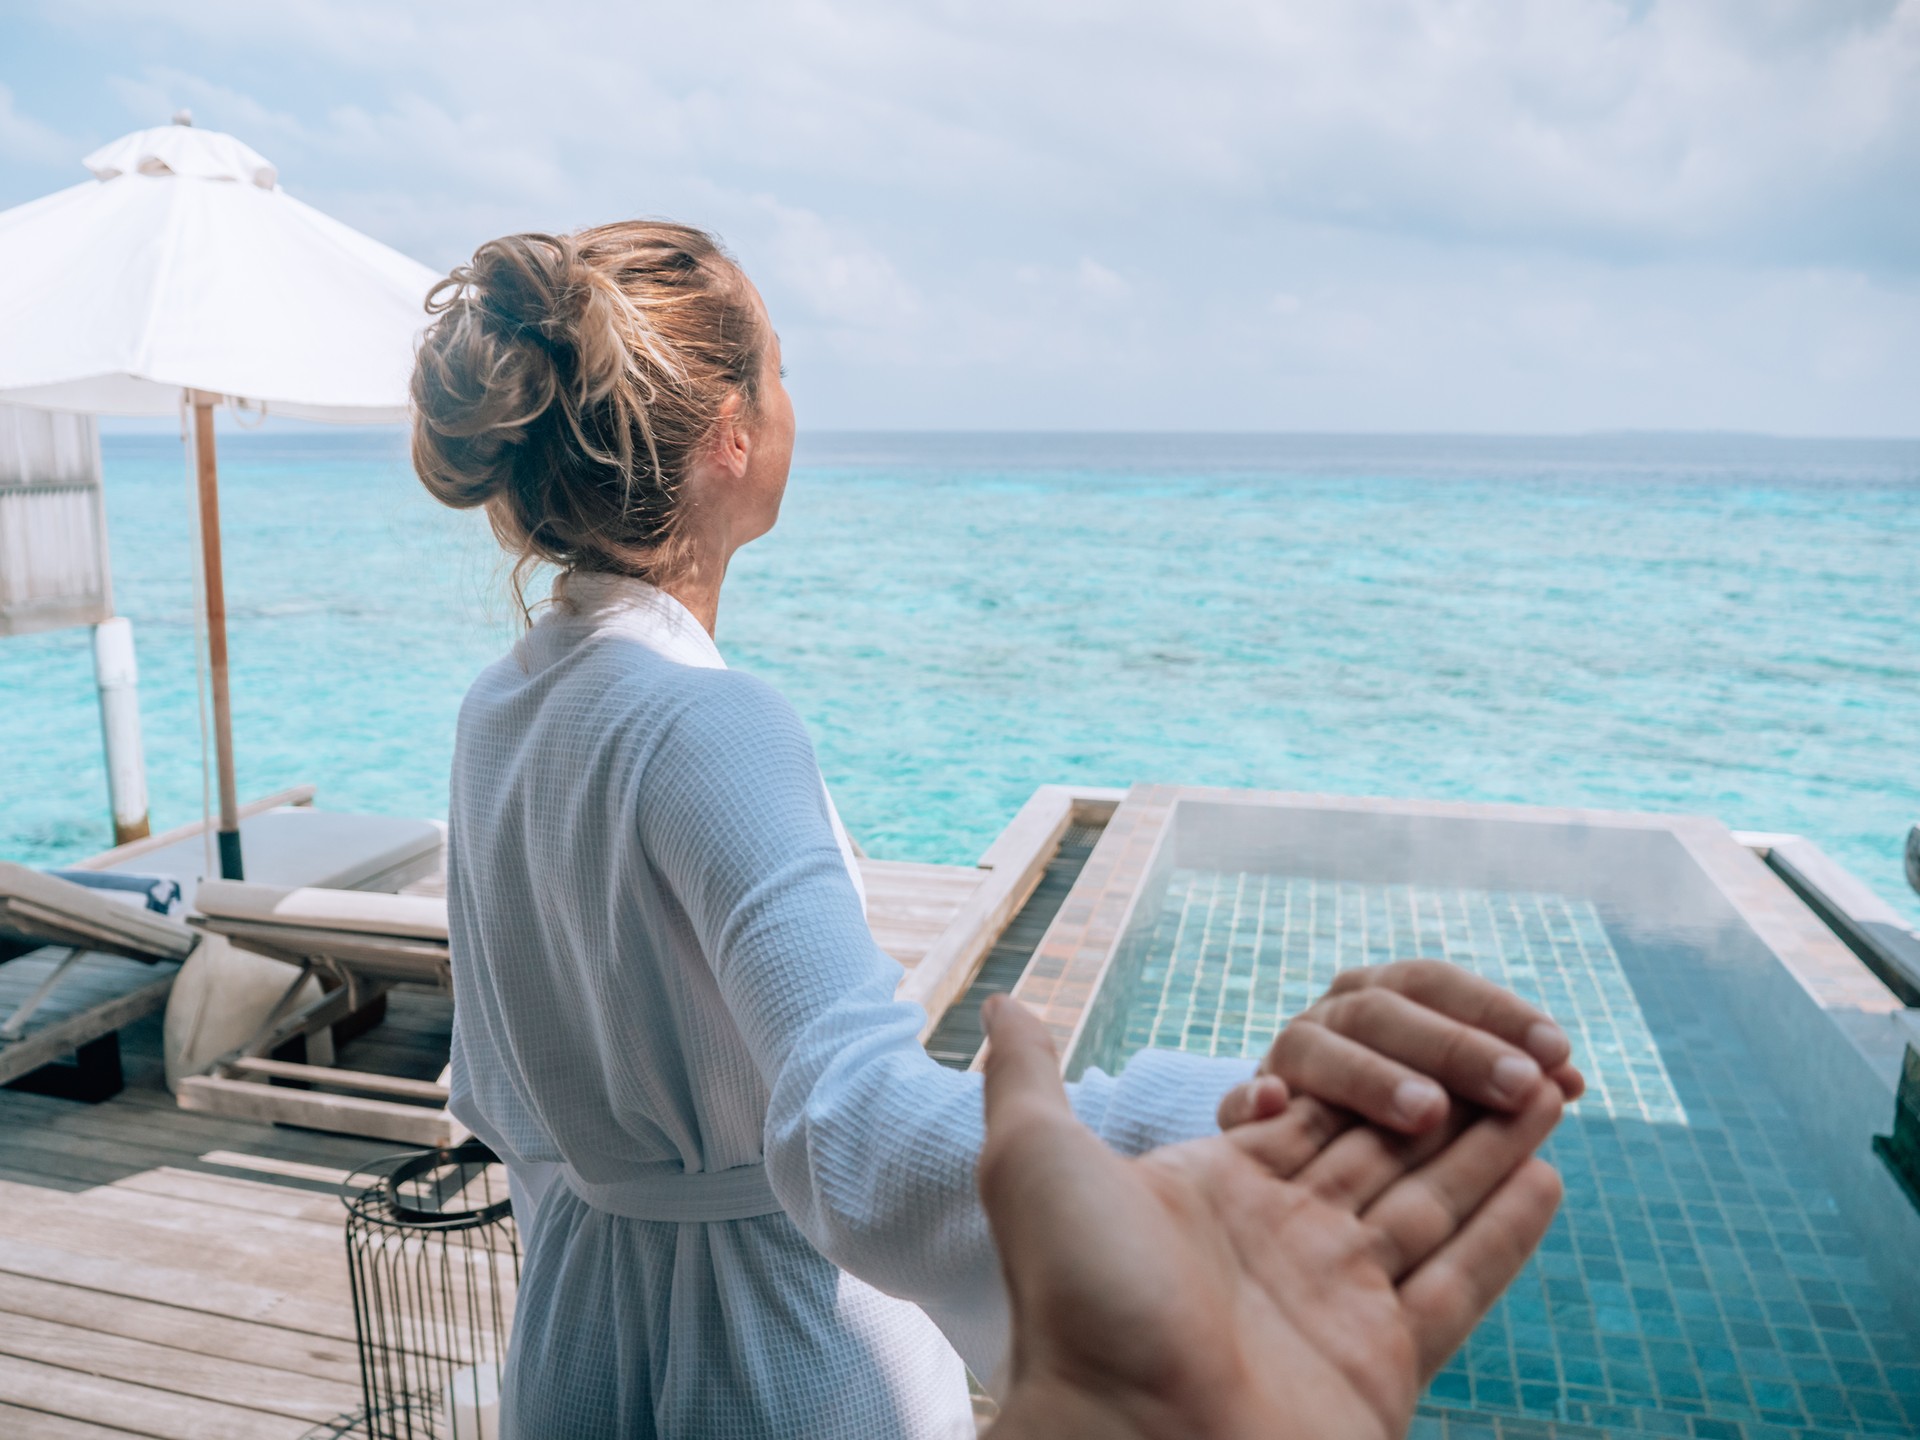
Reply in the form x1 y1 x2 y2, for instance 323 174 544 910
2 428 1916 923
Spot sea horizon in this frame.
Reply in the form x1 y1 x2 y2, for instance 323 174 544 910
3 427 1915 926
96 417 1920 445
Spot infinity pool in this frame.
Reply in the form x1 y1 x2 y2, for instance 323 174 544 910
1019 788 1920 1440
1110 872 1914 1437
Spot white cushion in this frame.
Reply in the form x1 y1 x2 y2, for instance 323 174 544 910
195 881 449 940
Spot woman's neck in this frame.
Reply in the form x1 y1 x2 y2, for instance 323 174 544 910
659 478 757 638
661 543 730 638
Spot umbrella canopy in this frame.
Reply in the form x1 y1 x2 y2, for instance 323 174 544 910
0 122 436 421
0 120 440 878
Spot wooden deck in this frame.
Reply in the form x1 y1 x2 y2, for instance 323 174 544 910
0 778 1141 1438
860 858 987 973
0 856 998 1438
0 1006 412 1438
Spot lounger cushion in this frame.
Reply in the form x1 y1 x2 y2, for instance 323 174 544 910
99 810 445 913
0 861 197 963
195 881 449 940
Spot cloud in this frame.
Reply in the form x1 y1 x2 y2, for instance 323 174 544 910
1074 259 1130 305
2 0 1916 432
53 0 1917 270
0 83 73 167
738 196 922 335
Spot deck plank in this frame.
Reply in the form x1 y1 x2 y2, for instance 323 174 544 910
0 1183 355 1296
861 858 985 971
0 1400 146 1438
0 1208 357 1343
0 1272 361 1387
0 1236 354 1347
108 1167 351 1227
0 1312 358 1424
0 1003 453 1436
0 1352 310 1440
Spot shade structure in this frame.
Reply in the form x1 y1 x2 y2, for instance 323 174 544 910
0 120 439 876
0 122 436 421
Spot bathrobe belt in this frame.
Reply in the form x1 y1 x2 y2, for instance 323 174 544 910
559 1159 785 1223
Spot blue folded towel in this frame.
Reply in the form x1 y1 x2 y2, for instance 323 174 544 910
47 869 183 916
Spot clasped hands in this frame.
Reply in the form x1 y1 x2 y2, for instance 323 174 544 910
980 962 1583 1440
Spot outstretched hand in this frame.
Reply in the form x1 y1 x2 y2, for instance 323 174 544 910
1218 960 1587 1135
979 994 1564 1440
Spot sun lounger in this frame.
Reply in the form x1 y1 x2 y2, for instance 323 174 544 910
0 863 201 1096
0 795 445 1101
177 881 461 1146
87 805 448 910
0 863 197 968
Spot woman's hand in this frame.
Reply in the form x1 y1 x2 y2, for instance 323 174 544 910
1217 960 1586 1135
980 994 1564 1440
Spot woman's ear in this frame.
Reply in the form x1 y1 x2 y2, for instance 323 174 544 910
709 391 752 479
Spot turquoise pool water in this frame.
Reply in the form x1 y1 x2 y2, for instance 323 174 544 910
1 430 1916 927
1113 870 1920 1440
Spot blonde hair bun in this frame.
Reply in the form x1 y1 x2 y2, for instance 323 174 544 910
411 222 764 597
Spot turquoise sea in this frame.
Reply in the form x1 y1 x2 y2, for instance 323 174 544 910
2 429 1916 924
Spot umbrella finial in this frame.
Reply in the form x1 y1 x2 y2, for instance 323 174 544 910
172 109 193 127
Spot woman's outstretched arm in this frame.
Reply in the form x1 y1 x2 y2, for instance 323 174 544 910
638 668 1577 1381
637 670 1244 1374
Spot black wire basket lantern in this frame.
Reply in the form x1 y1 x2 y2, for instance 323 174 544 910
340 1139 520 1440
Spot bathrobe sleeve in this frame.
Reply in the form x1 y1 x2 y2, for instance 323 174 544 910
635 670 1254 1381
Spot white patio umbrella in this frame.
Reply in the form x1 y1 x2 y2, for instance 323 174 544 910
0 117 439 879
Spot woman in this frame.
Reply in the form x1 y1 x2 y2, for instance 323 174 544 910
411 222 1579 1438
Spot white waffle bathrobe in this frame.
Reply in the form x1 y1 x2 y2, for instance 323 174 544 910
446 574 1253 1439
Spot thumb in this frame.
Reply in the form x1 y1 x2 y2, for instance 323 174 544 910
979 994 1073 1139
978 993 1124 1303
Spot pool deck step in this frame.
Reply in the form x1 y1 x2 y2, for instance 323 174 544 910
925 824 1105 1070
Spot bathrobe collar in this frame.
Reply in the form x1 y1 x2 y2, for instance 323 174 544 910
548 571 725 671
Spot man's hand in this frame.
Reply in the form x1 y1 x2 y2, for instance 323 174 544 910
981 995 1564 1440
1218 960 1586 1135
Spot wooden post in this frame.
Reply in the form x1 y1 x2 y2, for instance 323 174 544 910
192 394 244 880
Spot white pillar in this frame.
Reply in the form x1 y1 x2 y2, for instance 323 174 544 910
92 616 150 846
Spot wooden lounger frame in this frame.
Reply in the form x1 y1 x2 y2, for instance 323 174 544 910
179 887 461 1147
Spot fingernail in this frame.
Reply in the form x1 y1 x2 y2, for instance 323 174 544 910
1252 1076 1285 1117
981 995 1004 1033
1525 1022 1570 1064
1392 1078 1445 1125
1222 1081 1255 1122
1492 1054 1542 1101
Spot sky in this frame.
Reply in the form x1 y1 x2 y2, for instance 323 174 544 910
1 0 1916 435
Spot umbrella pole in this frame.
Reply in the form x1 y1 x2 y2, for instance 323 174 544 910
192 395 244 880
